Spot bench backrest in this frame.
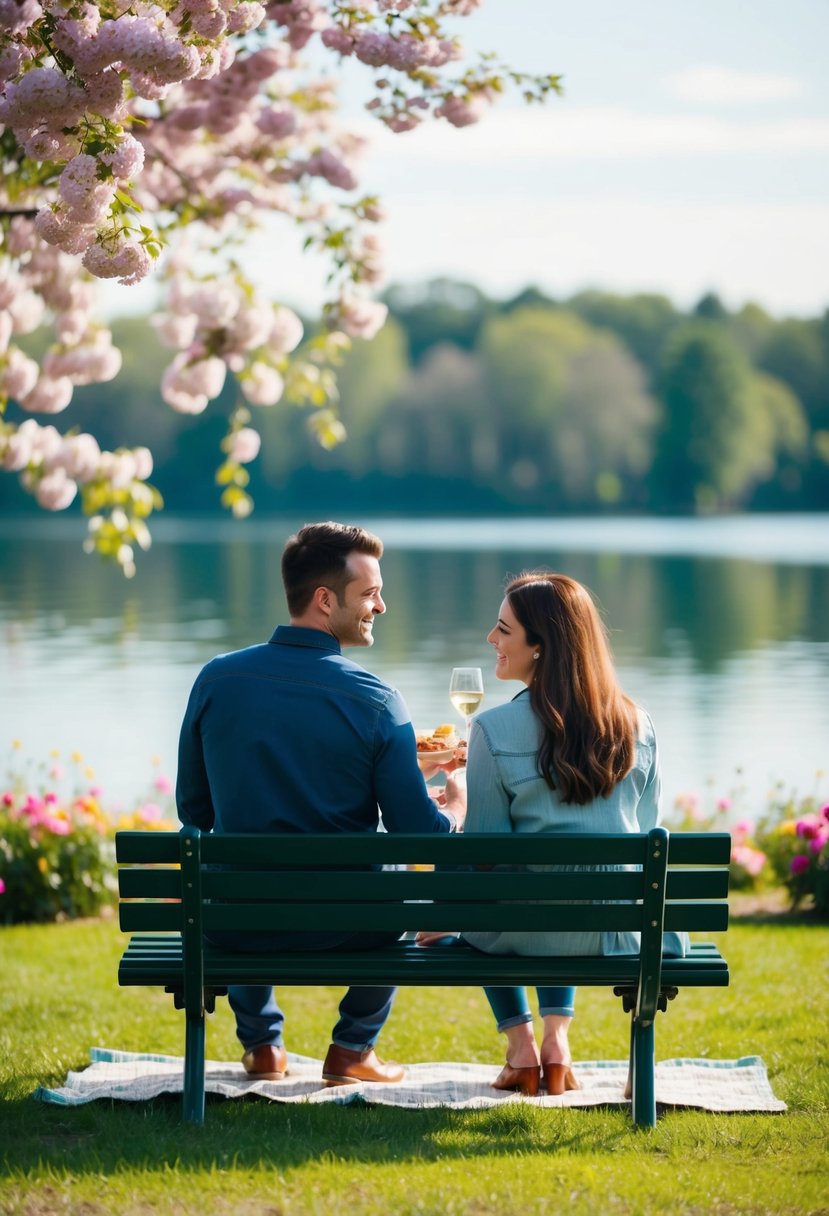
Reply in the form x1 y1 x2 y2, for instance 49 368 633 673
117 826 730 937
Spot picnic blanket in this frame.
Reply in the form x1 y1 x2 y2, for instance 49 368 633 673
34 1049 786 1112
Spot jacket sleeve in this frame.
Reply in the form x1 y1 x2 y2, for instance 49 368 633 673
373 689 452 834
464 717 513 833
635 714 662 834
175 674 216 832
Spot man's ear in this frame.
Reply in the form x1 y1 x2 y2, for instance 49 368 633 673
312 585 333 617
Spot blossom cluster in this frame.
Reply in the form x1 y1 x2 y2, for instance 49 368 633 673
669 781 829 913
1 1 561 570
0 742 175 924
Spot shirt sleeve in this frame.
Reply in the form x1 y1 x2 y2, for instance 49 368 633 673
635 714 662 833
175 674 216 832
464 717 513 834
373 689 452 834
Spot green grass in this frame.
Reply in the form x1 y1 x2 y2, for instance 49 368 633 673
2 913 828 1215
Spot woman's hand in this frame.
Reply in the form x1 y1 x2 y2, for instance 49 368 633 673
415 931 458 947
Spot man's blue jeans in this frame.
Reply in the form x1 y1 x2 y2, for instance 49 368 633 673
218 928 403 1053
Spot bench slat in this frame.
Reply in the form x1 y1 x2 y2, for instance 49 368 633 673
198 902 650 933
118 936 728 989
119 866 728 902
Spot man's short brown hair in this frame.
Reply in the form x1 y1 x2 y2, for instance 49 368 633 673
281 522 384 616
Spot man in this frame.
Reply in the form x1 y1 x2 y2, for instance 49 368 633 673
176 521 466 1086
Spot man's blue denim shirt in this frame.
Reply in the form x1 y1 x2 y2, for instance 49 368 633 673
177 625 451 835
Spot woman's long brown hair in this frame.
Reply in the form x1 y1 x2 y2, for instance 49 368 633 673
506 572 638 805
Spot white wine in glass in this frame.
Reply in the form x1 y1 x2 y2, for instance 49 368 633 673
449 667 484 726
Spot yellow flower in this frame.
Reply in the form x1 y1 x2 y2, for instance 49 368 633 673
84 767 95 779
151 755 161 767
37 857 49 874
50 748 61 759
779 820 798 836
71 751 83 763
12 739 22 750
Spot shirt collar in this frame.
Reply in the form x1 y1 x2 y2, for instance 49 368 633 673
269 624 342 654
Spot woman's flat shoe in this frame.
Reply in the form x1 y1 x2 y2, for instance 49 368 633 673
542 1063 582 1095
491 1062 541 1096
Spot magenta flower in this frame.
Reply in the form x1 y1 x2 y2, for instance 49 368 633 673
138 801 163 822
796 815 821 839
716 797 733 813
809 832 829 855
790 854 811 875
732 818 755 839
820 803 829 823
153 774 173 795
1 792 13 807
0 878 5 895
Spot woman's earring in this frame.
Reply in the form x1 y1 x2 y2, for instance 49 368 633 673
533 653 540 660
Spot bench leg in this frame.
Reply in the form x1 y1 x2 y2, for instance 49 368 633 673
630 1017 656 1128
183 1015 206 1125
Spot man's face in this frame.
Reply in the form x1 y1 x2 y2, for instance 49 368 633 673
328 552 386 647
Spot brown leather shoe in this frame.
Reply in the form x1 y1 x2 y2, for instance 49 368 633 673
542 1063 582 1095
322 1044 405 1086
491 1061 541 1096
241 1044 288 1079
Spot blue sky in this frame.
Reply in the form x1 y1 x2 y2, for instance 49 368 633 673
108 0 829 319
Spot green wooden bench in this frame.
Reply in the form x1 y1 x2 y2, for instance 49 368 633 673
116 825 730 1127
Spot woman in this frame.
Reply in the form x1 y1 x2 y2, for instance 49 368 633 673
419 571 685 1097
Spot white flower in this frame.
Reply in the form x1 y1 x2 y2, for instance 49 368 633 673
240 361 284 406
227 426 261 464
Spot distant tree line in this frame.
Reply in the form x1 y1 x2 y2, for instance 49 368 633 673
5 279 828 517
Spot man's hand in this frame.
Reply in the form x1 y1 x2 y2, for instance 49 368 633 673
442 770 467 830
415 931 459 947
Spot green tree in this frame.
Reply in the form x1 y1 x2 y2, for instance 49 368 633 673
478 307 658 507
566 291 680 383
651 323 807 511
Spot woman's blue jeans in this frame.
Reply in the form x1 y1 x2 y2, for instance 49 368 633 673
484 986 577 1031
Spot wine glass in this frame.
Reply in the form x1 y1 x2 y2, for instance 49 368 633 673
449 667 484 735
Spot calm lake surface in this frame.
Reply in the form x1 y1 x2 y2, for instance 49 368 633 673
1 513 827 819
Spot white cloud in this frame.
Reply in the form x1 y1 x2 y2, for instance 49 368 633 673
667 65 803 105
355 106 829 166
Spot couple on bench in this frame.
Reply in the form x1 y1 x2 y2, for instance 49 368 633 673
177 522 686 1098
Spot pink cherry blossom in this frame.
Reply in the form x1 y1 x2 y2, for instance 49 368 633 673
34 467 78 510
332 291 388 340
21 376 74 414
241 361 285 406
228 426 261 463
267 306 304 354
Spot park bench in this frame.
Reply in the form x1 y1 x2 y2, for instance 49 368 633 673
116 825 730 1128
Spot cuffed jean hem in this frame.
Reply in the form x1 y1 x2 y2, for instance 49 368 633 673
495 1012 535 1032
538 1004 576 1018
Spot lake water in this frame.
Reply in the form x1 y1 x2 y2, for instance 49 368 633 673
1 513 827 820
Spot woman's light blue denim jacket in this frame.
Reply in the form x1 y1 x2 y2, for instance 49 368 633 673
462 688 688 959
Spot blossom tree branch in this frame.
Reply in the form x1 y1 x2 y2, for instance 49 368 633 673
0 0 562 573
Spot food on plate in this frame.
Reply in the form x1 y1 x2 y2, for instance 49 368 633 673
416 724 457 751
415 724 466 764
